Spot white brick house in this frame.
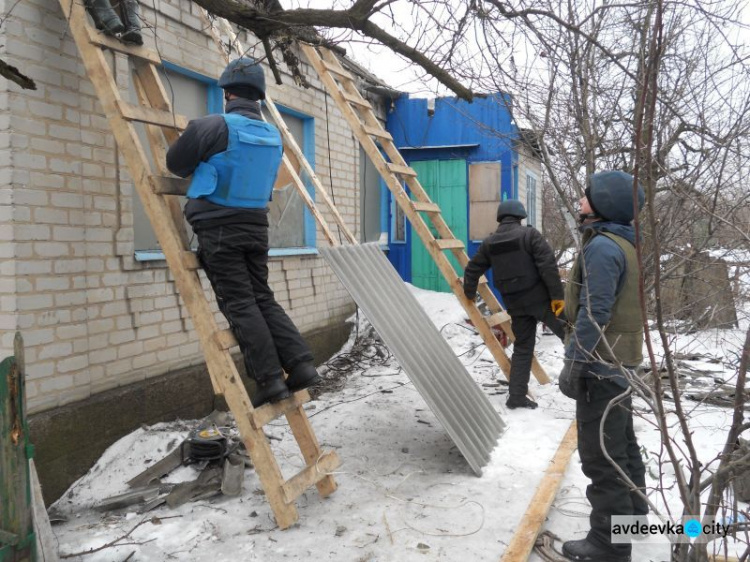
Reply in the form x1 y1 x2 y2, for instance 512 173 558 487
1 0 388 499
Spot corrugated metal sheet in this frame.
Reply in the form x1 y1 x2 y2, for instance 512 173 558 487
321 243 506 475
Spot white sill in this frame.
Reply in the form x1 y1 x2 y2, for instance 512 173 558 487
134 247 320 262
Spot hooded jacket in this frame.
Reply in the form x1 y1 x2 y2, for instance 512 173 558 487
564 221 643 384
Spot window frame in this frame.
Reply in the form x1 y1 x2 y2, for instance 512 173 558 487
525 169 538 227
134 62 223 262
265 103 317 257
134 63 318 260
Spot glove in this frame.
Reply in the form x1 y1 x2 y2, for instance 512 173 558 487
558 359 587 399
551 299 565 317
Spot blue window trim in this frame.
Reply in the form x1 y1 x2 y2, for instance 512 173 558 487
136 64 317 262
263 101 317 255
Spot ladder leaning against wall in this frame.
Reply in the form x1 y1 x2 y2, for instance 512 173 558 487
58 0 341 529
298 43 550 385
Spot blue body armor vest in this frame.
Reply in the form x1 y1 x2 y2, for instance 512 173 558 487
186 113 283 208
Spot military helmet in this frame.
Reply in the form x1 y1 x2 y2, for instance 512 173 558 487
496 199 527 221
586 171 645 224
218 57 266 100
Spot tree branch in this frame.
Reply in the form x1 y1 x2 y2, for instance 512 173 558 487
0 58 36 90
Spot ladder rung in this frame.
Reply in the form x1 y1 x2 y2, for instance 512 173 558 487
182 251 200 270
215 329 238 350
487 312 511 327
434 239 465 250
150 175 189 195
117 100 189 130
250 392 310 429
320 59 354 81
362 125 393 141
281 450 341 504
411 201 441 213
342 91 372 109
88 28 161 64
387 163 418 177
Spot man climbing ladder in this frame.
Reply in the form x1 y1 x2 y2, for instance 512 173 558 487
166 57 322 408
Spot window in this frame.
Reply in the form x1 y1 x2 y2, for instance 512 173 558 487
360 147 385 243
132 63 222 258
131 63 316 259
526 171 538 227
391 191 406 243
261 105 316 252
469 162 501 240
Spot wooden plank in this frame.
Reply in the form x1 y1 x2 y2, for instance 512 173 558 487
499 422 577 562
411 201 441 213
286 405 338 498
362 125 393 140
150 175 189 195
434 239 465 250
320 59 354 81
215 329 238 350
87 26 161 63
0 334 34 560
281 450 340 504
342 90 372 109
250 392 310 429
386 163 417 177
30 459 59 562
487 312 511 327
116 100 189 130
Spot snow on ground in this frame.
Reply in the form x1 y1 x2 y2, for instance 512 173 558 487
50 285 747 561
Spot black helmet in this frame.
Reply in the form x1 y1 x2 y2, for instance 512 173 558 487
497 199 527 221
218 57 266 100
586 171 645 224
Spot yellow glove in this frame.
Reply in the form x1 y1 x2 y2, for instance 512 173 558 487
551 299 565 316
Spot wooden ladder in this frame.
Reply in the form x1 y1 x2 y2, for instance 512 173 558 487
300 43 549 384
60 0 340 529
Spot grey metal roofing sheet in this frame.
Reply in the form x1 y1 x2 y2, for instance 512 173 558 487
321 243 506 475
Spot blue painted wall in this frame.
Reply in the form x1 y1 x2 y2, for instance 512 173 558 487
385 93 519 291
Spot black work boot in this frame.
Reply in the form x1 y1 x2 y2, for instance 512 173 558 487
85 0 124 35
251 377 290 408
562 538 631 562
285 362 321 392
118 0 143 45
506 395 538 409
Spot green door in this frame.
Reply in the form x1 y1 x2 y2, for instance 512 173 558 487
410 159 467 293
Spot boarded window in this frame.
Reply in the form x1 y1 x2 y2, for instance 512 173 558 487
469 162 501 240
392 192 406 243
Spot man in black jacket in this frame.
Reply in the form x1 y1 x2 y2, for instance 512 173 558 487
166 57 320 408
463 200 565 409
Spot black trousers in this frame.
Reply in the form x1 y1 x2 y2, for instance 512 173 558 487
577 378 648 555
508 304 566 397
196 223 313 384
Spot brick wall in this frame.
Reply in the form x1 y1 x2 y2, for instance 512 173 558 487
0 1 17 360
2 0 376 413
